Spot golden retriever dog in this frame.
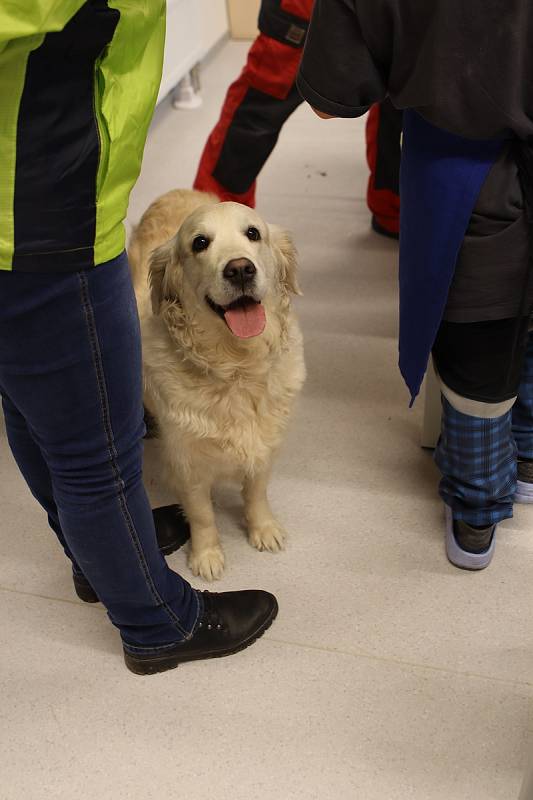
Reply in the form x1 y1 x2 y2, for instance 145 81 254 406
128 190 305 580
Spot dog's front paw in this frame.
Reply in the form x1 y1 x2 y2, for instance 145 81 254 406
248 519 286 553
189 546 225 581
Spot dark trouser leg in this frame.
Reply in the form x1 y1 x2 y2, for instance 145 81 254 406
193 0 311 206
435 396 516 527
366 99 402 237
0 254 199 652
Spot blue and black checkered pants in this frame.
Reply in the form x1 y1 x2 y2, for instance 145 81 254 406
435 331 533 526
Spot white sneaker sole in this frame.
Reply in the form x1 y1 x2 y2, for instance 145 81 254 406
444 506 496 571
514 480 533 504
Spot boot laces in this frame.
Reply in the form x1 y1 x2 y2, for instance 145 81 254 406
197 591 225 632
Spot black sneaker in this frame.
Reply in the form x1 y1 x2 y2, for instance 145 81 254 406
72 571 101 603
123 590 278 675
143 406 159 439
152 504 190 556
72 504 191 603
515 459 533 504
371 215 400 241
444 506 496 570
453 519 495 555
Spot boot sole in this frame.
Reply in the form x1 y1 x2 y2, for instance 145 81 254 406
123 599 279 676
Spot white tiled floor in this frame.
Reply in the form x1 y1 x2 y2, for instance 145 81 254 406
1 42 532 800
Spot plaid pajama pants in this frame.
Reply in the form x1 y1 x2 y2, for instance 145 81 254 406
435 331 533 526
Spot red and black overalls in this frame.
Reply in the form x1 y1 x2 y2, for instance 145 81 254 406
194 0 401 236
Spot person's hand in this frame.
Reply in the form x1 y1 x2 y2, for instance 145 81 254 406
312 108 336 119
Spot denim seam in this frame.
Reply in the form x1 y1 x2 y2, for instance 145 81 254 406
77 270 190 639
123 641 186 655
123 591 201 654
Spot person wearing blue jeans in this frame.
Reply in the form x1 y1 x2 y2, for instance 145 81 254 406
0 255 202 646
0 252 278 674
0 4 277 674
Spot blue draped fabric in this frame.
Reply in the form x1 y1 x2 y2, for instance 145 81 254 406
399 111 504 404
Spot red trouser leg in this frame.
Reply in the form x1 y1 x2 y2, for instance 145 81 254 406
194 69 259 206
280 0 313 15
194 0 313 207
194 2 312 207
366 99 402 235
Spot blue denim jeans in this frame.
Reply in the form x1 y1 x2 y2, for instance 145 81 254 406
0 253 200 653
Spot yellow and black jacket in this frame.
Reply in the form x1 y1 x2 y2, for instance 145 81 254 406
0 1 165 272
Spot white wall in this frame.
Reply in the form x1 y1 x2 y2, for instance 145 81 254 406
158 0 228 103
199 0 228 51
227 0 260 38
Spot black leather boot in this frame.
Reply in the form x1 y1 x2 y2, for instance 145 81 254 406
152 504 190 555
143 407 159 439
72 504 191 603
123 590 278 675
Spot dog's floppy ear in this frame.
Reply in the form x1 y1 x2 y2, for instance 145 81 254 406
269 224 302 296
149 239 178 315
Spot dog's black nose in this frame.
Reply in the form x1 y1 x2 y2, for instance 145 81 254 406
223 258 256 287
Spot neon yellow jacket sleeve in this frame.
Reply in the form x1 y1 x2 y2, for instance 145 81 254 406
0 2 86 49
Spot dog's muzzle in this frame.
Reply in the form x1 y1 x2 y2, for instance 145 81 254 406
204 259 267 339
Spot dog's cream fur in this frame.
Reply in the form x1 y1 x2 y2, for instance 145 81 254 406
128 190 305 580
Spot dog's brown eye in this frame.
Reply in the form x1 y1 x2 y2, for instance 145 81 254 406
246 226 261 242
192 235 210 253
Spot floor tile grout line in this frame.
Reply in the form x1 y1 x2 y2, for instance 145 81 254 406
264 636 533 690
0 584 103 610
2 585 531 691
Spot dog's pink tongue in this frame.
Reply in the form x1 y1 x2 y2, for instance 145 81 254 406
224 303 266 339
